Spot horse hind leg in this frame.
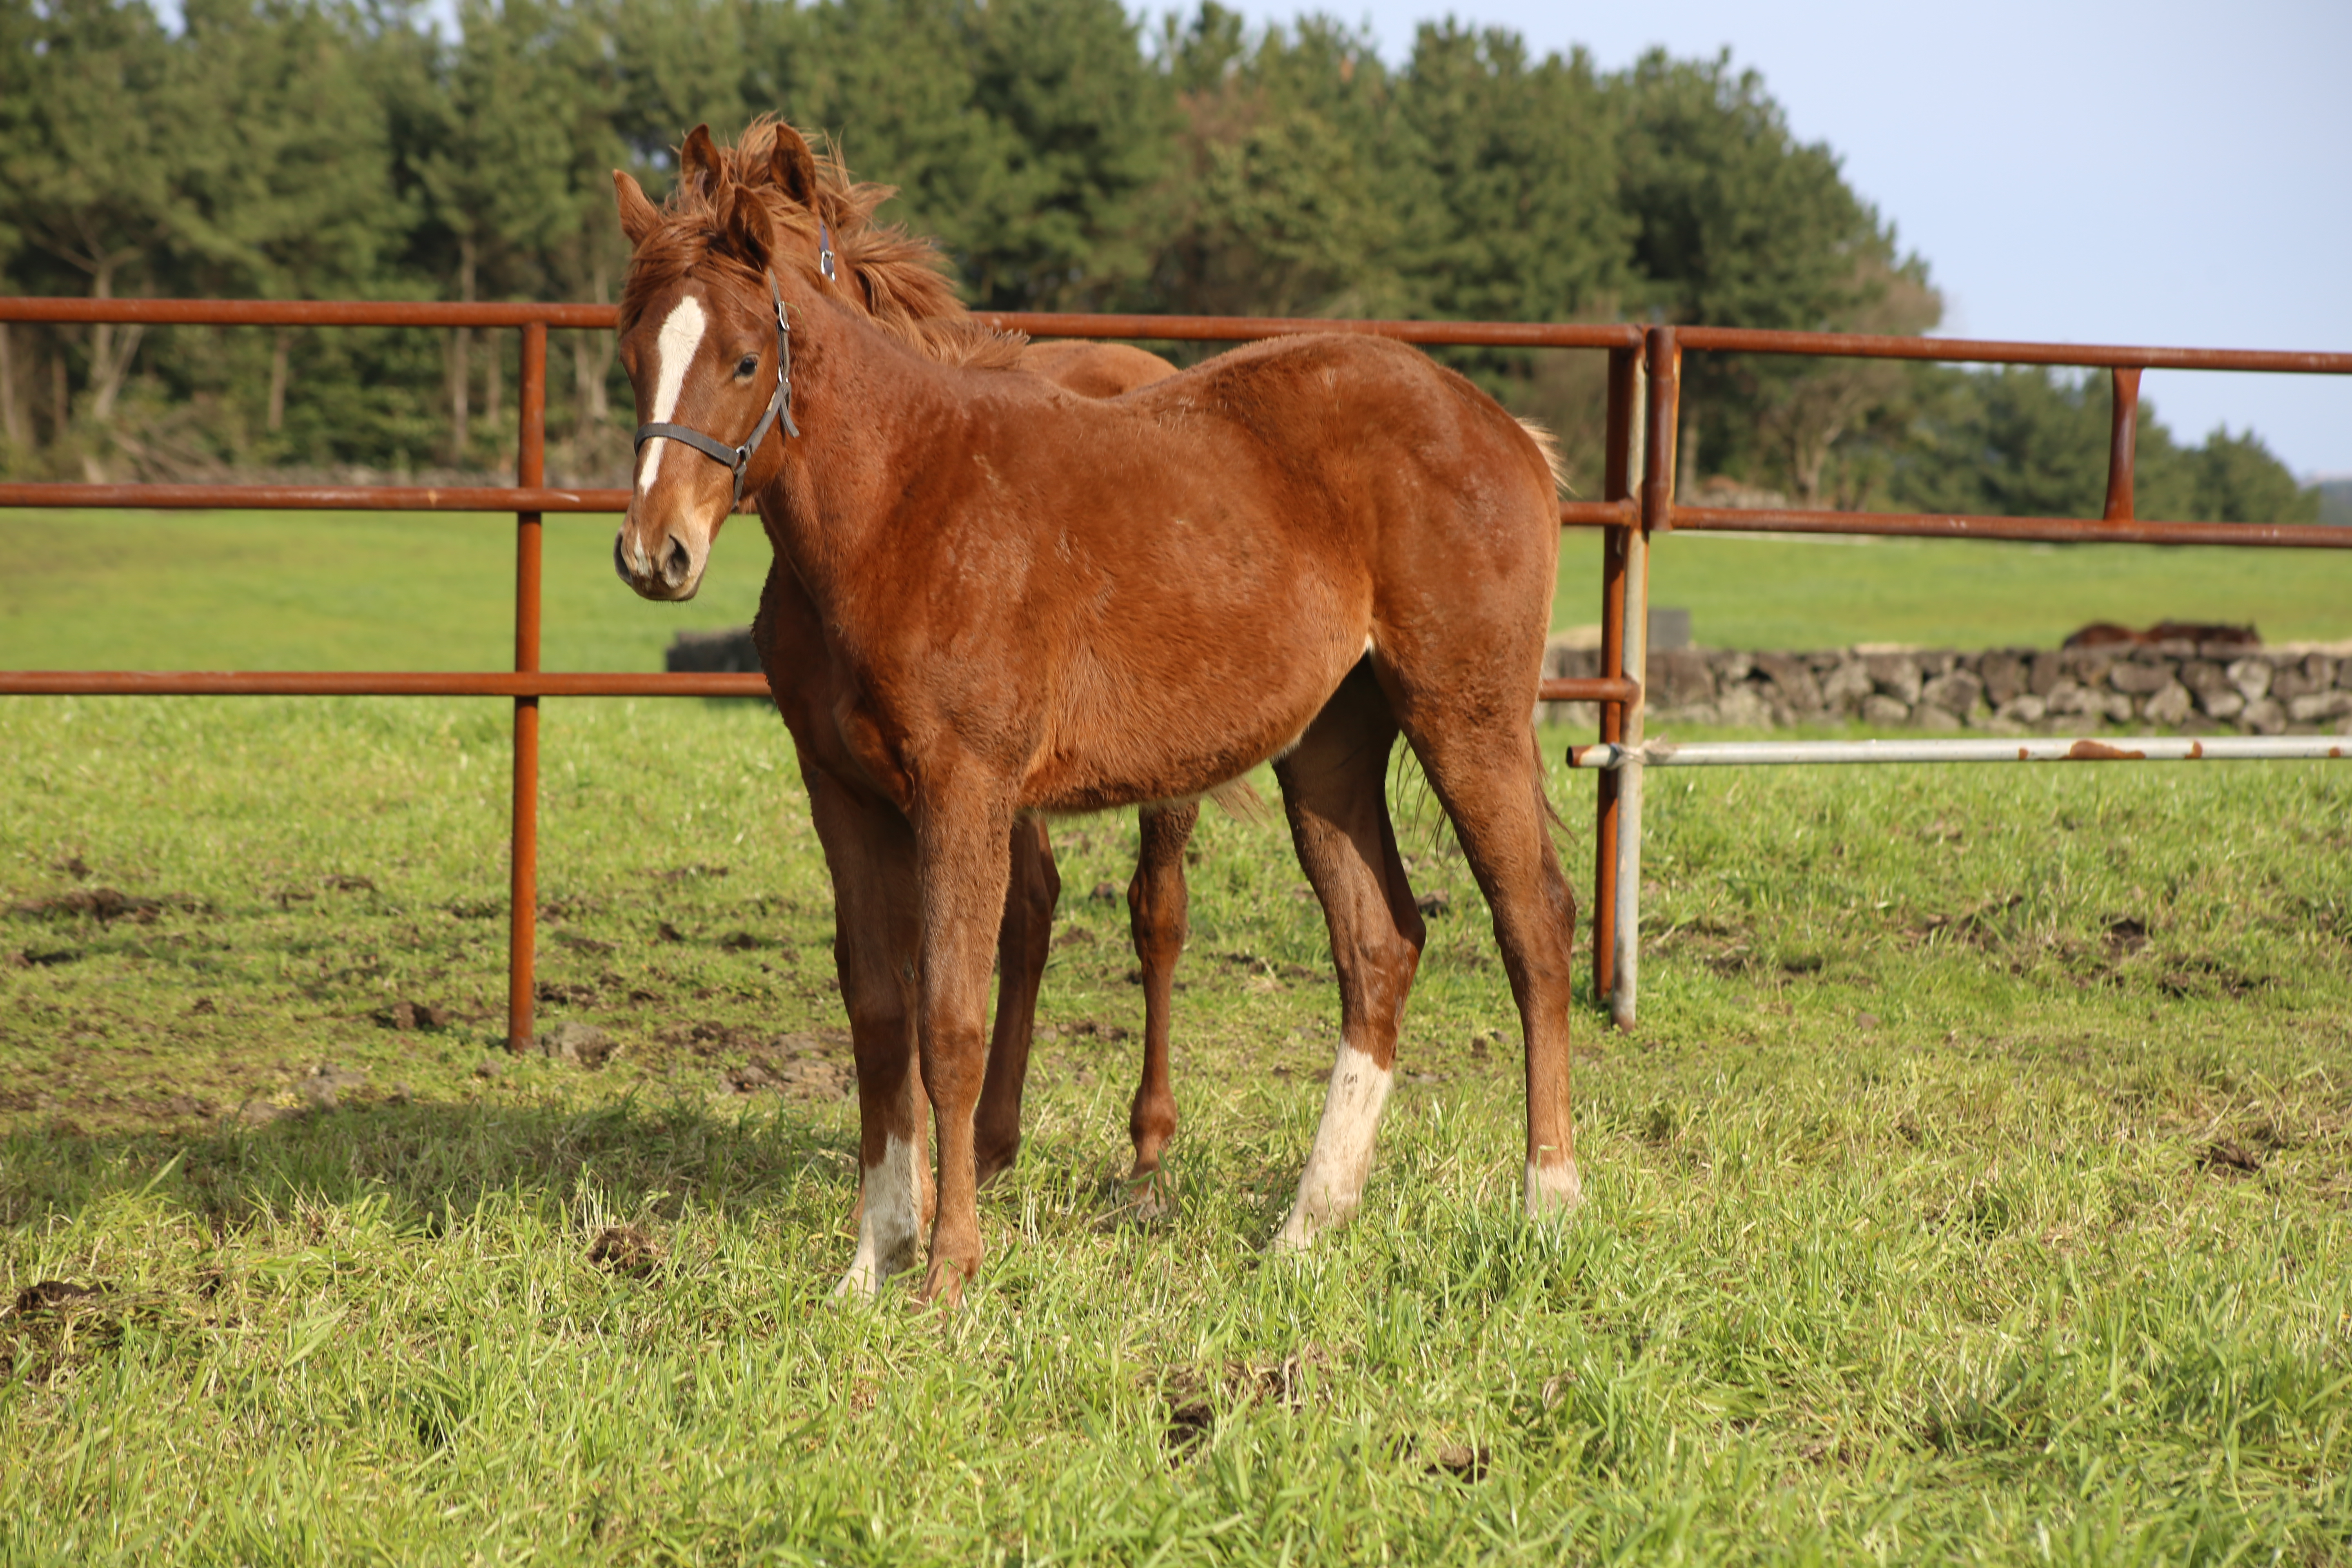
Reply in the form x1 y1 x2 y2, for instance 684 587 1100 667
1393 704 1583 1218
1125 799 1197 1214
973 817 1059 1187
1271 664 1427 1251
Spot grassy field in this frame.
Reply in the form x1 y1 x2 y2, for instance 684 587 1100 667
3 512 2351 1563
9 507 2352 671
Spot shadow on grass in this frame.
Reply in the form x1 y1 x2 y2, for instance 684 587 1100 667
2 1092 860 1233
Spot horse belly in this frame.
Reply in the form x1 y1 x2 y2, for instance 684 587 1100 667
1021 606 1362 813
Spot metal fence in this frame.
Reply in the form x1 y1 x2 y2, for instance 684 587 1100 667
0 296 1638 1046
1572 325 2352 1030
5 299 2348 1040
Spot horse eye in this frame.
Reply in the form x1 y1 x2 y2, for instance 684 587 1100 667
735 354 760 378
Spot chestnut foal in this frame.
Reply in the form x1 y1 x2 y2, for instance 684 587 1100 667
616 122 1582 1303
701 122 1200 1205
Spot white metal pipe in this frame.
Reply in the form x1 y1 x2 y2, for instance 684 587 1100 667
1567 734 2352 770
1608 525 1648 1032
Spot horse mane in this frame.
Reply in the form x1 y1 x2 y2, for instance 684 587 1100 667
619 114 1026 372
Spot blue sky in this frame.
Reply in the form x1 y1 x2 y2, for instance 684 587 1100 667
1212 0 2352 479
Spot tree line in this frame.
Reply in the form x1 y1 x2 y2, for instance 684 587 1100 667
0 0 2319 522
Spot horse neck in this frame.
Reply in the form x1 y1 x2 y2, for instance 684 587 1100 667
755 290 959 601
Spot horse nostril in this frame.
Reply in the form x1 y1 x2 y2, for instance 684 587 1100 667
612 531 631 584
661 537 692 589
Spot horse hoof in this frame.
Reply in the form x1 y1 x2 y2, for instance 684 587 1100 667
1130 1167 1175 1222
974 1145 1020 1189
1523 1157 1584 1217
917 1259 969 1309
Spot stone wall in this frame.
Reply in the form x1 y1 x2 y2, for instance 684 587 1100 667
1541 641 2352 736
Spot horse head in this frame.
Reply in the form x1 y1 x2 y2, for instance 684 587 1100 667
610 121 831 602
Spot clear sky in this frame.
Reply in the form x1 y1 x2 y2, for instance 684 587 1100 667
1213 0 2352 479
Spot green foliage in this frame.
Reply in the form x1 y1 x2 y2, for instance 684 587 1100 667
1869 368 2323 525
0 0 2321 522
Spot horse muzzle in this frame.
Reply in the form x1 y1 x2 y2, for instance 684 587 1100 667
613 523 704 601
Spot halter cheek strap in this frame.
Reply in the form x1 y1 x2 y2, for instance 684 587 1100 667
631 272 798 509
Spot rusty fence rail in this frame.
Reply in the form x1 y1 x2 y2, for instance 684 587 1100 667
1577 324 2352 1032
6 297 2347 1041
0 297 1641 1047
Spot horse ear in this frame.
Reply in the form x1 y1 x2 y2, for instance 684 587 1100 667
722 185 771 274
768 121 820 209
613 170 659 247
679 124 726 203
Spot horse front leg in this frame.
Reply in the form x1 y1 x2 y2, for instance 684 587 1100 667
913 781 1018 1307
803 765 931 1299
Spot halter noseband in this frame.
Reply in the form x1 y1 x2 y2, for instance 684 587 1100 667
633 270 802 510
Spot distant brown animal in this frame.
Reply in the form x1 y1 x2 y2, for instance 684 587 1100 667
2063 619 2258 650
612 120 1581 1305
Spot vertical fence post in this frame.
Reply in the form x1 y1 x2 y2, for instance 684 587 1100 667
1613 326 1677 1031
1592 343 1644 1001
507 322 547 1051
2103 366 2143 522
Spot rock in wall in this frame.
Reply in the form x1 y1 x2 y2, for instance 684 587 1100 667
1540 639 2352 736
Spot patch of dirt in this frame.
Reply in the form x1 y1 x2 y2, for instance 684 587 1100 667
2199 1140 2261 1176
1089 881 1120 904
535 980 599 1005
1909 894 2026 949
3 1278 119 1380
2156 959 2268 1000
300 1063 368 1109
1423 1442 1491 1482
539 1021 619 1069
11 887 196 924
657 922 687 943
2104 917 2150 958
1160 1344 1334 1457
657 1020 762 1056
553 931 617 954
585 1224 663 1278
717 931 767 952
651 864 729 883
1415 891 1451 918
377 999 452 1031
1062 1018 1131 1043
11 1280 104 1316
322 873 376 893
721 1030 853 1100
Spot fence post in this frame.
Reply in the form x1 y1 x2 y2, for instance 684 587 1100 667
508 322 547 1051
2103 367 2143 522
1613 326 1677 1031
1592 343 1644 1001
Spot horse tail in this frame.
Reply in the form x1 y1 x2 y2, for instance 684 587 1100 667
1516 417 1570 497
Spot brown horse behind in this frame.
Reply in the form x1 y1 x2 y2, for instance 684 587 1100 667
614 120 1582 1303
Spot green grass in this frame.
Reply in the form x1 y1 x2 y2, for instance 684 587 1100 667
4 694 2350 1565
3 512 2352 1562
1559 528 2352 649
1 509 766 673
8 510 2351 676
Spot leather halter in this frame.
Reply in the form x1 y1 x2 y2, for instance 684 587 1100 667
632 270 801 509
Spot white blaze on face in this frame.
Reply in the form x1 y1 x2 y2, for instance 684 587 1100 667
638 293 709 489
1273 1041 1394 1252
835 1133 922 1299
